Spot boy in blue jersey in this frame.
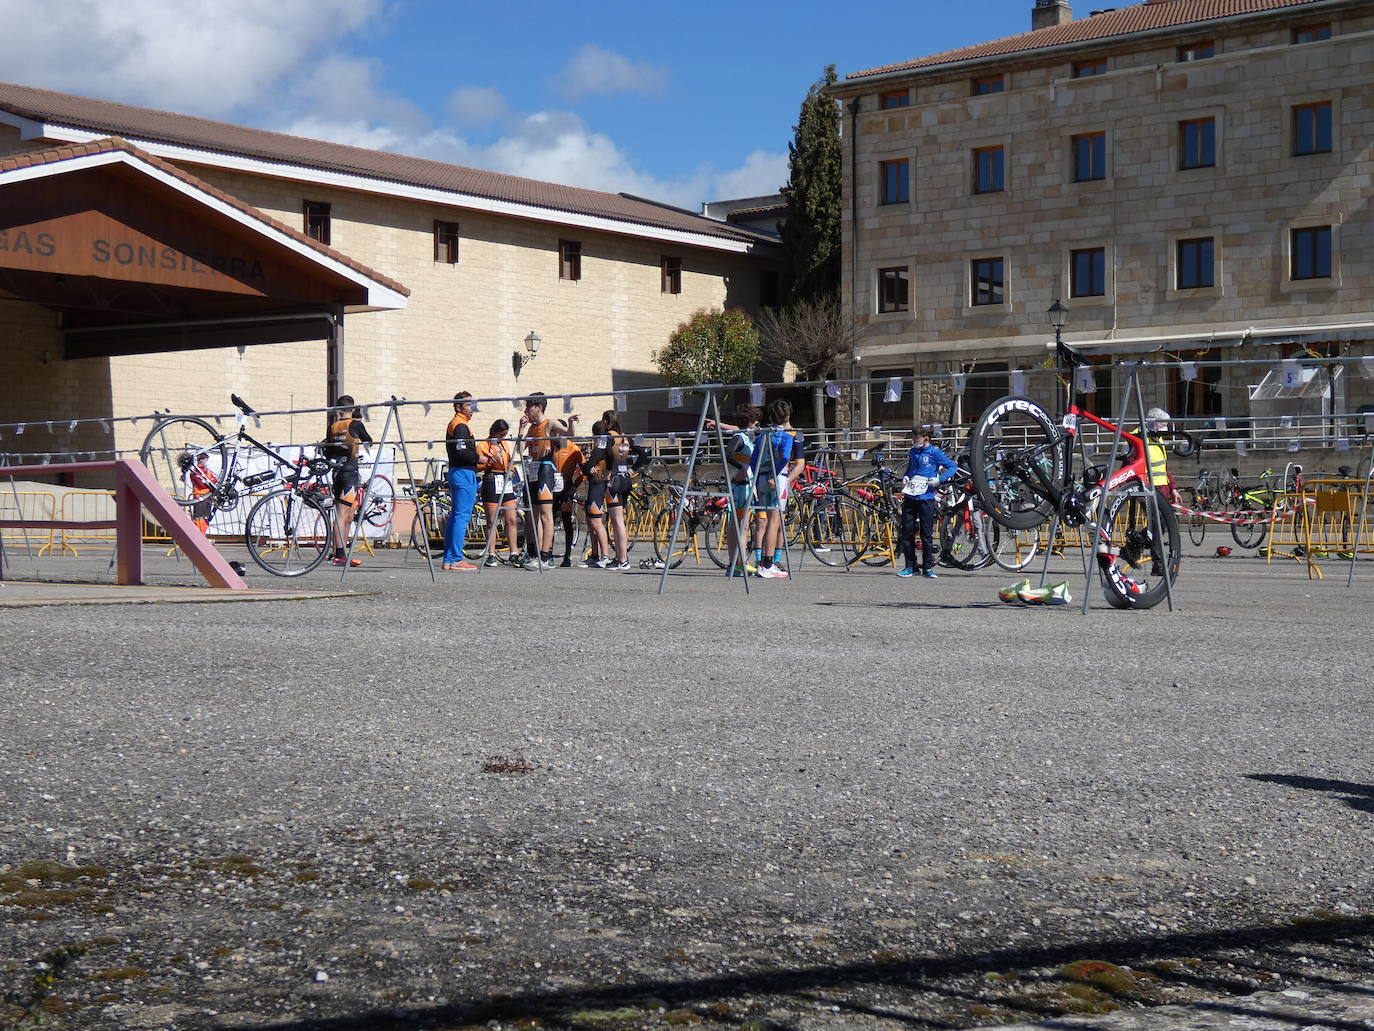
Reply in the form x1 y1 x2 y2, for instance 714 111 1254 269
750 408 794 578
898 424 957 578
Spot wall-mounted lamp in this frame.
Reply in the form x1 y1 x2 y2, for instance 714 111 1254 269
513 330 540 376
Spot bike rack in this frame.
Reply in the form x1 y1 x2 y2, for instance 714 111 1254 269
340 398 431 584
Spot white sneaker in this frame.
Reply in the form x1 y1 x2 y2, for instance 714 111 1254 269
757 565 784 578
593 557 613 569
608 560 631 571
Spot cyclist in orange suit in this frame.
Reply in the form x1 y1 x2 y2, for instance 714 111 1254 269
188 453 217 534
476 418 519 566
516 392 577 569
324 395 373 567
552 432 585 567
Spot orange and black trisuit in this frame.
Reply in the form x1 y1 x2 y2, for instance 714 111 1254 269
446 410 478 473
189 459 217 533
604 429 643 508
524 415 557 503
325 415 372 504
551 439 585 562
581 432 611 520
476 438 515 505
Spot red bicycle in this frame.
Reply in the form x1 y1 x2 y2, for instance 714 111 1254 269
967 343 1182 609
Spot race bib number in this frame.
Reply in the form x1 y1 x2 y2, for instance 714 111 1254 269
902 475 932 496
1062 412 1078 431
490 474 507 495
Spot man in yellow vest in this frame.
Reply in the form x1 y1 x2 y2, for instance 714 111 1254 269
1145 407 1176 502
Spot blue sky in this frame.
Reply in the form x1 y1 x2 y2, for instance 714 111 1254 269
0 0 1040 208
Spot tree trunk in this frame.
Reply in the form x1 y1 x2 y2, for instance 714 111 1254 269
811 385 826 433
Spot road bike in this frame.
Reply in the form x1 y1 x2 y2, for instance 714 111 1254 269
967 343 1182 609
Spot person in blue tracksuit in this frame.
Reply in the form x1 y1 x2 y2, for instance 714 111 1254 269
898 425 958 578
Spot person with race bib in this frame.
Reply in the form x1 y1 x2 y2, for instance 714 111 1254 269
723 403 759 576
442 391 479 571
516 392 577 570
324 395 374 567
476 418 520 567
772 399 806 571
749 411 794 578
579 419 611 568
551 431 586 567
898 424 957 578
582 410 646 571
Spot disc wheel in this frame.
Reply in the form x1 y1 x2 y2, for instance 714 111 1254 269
244 488 332 577
139 416 229 506
969 396 1067 530
1097 486 1181 609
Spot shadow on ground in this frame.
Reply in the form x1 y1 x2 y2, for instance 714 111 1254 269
1247 774 1374 815
244 914 1374 1031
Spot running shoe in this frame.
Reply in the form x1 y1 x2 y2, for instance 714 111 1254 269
483 555 501 567
594 557 614 569
576 556 598 568
332 556 362 567
744 561 759 575
559 557 573 568
1018 581 1071 605
757 565 786 578
998 578 1031 603
897 566 915 577
1336 550 1355 561
921 569 939 579
608 560 631 571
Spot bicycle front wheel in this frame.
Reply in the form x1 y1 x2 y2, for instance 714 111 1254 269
244 488 332 576
1230 500 1268 549
1181 489 1208 547
938 506 988 570
806 496 871 567
139 416 229 506
360 473 395 531
1097 486 1181 610
982 518 1040 571
969 396 1066 530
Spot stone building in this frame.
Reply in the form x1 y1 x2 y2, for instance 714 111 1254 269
0 81 780 460
830 0 1374 439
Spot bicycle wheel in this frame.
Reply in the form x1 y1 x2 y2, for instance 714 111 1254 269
463 504 490 560
1181 489 1208 547
1230 499 1268 549
938 506 984 570
806 496 871 567
982 517 1040 571
968 396 1067 530
1097 486 1181 610
654 506 695 569
244 488 332 576
139 416 229 506
700 502 731 569
360 473 395 530
410 494 450 558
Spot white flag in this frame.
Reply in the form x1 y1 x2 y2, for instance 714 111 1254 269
1010 370 1027 395
1236 438 1248 455
749 383 765 406
1281 358 1301 388
1180 362 1198 382
668 388 683 408
470 400 480 413
1279 415 1293 428
931 423 943 437
1362 356 1374 379
884 377 902 403
15 423 25 435
1287 438 1301 452
667 433 678 445
1336 437 1351 452
67 420 78 433
253 415 262 429
614 392 627 410
1215 416 1227 431
1074 366 1096 393
951 373 967 395
99 421 110 433
422 402 432 417
825 380 841 399
633 434 645 446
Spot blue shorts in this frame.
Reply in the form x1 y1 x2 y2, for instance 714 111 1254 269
730 481 751 513
754 481 779 511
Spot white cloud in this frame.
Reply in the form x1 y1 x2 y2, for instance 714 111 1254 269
551 44 668 101
0 0 382 117
446 86 509 126
708 150 789 202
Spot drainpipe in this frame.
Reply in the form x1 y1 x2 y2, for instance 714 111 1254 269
848 96 864 430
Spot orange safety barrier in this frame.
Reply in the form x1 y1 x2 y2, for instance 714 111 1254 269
55 490 118 555
1 491 58 553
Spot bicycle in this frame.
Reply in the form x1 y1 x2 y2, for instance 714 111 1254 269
1222 467 1302 550
1180 468 1219 547
967 342 1182 609
936 467 999 571
139 394 331 512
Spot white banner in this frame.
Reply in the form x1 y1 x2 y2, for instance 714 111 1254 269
884 377 903 403
669 388 683 408
1074 366 1096 393
1180 362 1197 382
1281 358 1301 388
749 383 765 406
951 373 967 394
1010 370 1026 395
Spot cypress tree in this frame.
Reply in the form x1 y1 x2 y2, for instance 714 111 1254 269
779 65 842 307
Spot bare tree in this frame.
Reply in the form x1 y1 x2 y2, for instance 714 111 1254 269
756 292 857 429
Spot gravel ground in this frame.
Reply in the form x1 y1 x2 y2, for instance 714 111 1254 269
1 545 1372 1030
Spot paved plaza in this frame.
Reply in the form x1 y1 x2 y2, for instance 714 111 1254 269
1 544 1371 1030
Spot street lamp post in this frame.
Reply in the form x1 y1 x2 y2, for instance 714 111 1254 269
513 330 540 376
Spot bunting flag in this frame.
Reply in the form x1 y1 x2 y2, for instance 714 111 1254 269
15 424 24 435
931 423 943 437
1236 438 1248 455
633 434 646 446
99 421 110 433
1214 416 1227 432
422 402 432 417
1009 370 1026 395
669 388 683 408
67 420 78 433
1074 366 1096 393
470 400 480 413
1362 356 1374 379
1287 438 1301 452
562 394 574 413
884 377 902 403
1281 358 1301 388
842 427 851 442
1180 362 1198 382
1336 437 1351 452
749 383 764 406
40 455 50 465
253 415 263 429
614 392 627 410
825 381 841 399
667 433 678 445
1279 414 1293 429
950 373 967 394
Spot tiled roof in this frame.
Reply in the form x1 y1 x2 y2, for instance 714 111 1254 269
0 81 774 247
0 136 409 297
846 0 1332 79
